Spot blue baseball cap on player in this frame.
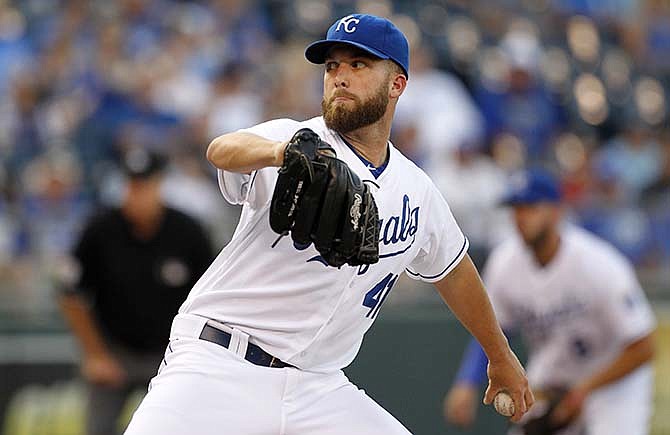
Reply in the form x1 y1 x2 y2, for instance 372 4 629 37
305 14 410 77
501 168 562 205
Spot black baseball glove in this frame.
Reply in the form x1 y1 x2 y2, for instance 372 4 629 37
269 128 379 268
521 387 573 435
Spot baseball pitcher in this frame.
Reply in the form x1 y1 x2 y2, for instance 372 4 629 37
124 14 534 435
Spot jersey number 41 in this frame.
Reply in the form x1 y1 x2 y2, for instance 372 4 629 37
362 273 398 319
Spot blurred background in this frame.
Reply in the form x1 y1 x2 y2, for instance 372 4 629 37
0 0 668 434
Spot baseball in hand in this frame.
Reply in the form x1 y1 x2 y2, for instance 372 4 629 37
494 391 515 417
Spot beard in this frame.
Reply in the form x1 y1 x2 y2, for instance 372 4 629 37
521 222 551 250
321 82 389 133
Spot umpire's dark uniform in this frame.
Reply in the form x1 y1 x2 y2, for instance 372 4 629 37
60 150 213 435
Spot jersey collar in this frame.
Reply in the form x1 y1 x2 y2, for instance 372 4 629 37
337 133 390 179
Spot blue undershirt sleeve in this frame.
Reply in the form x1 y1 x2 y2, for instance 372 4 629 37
454 338 489 386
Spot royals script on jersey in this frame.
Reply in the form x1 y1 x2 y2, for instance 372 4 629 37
484 225 656 388
179 117 469 372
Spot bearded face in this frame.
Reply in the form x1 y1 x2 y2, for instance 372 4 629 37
513 204 557 249
322 78 390 133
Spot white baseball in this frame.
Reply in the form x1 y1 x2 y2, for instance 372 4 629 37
494 391 515 417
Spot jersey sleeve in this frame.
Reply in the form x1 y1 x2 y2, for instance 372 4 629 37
217 118 302 208
596 254 656 344
405 182 469 283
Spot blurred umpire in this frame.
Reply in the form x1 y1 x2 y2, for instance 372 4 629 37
58 148 214 435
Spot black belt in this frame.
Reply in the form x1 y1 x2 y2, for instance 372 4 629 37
199 324 294 369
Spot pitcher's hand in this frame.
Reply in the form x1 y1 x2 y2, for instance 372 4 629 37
483 350 535 423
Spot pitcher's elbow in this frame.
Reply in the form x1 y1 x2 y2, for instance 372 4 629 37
206 136 227 168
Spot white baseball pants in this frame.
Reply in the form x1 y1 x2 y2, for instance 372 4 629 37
123 314 412 435
582 364 653 435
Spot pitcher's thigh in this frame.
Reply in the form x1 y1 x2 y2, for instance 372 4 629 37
124 345 286 435
287 383 412 435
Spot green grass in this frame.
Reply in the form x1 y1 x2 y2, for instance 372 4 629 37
651 316 670 435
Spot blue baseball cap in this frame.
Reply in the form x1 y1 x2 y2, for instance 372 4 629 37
305 14 410 77
501 168 562 205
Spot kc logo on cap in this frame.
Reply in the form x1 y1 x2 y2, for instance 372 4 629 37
335 15 361 33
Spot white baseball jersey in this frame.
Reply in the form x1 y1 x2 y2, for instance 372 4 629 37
178 116 468 372
484 224 656 389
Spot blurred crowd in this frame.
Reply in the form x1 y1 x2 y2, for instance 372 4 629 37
0 0 669 319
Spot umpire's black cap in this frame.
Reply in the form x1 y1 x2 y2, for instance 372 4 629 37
121 148 167 179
